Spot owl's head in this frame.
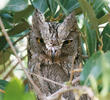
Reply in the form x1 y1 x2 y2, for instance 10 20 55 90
31 9 80 63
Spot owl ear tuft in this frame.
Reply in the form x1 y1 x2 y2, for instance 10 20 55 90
58 11 77 39
63 11 77 27
32 9 46 33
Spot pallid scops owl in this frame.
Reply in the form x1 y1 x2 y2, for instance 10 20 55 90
28 9 81 100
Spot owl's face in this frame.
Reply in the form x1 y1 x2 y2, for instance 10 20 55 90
32 10 79 63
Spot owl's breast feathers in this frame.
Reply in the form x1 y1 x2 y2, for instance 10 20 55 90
38 52 70 65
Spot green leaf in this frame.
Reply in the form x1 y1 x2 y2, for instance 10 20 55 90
8 21 30 36
80 50 110 91
23 92 36 100
0 14 13 29
98 13 109 25
104 1 110 12
11 29 29 37
46 0 80 18
0 36 13 65
13 5 34 23
4 78 35 100
0 36 8 51
93 0 107 18
80 51 103 85
33 0 48 13
0 13 13 22
68 3 80 14
78 0 98 30
96 10 106 19
102 23 110 52
100 51 110 96
4 78 24 100
0 49 12 65
2 18 13 29
54 0 68 15
0 80 7 100
46 0 57 16
0 80 8 90
60 0 79 12
0 93 4 100
3 0 28 12
93 0 110 24
82 19 97 56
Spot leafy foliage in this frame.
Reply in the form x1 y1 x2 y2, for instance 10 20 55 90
0 80 8 100
80 51 110 99
0 0 110 99
0 78 35 100
0 80 8 90
102 23 110 52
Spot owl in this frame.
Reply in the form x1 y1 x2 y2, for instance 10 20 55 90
28 9 82 100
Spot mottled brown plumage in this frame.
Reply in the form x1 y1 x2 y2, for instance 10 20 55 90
28 9 82 100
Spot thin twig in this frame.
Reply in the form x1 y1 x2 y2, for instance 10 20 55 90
13 33 28 45
3 55 27 80
0 17 45 100
72 76 80 85
82 55 88 59
29 72 66 87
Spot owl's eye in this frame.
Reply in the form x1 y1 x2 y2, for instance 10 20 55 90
36 37 44 43
63 40 73 45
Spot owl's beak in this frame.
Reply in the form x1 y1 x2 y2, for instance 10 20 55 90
51 48 55 62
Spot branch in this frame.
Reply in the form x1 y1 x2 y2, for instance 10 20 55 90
29 71 94 100
72 76 80 85
29 72 66 87
0 17 45 100
47 86 95 100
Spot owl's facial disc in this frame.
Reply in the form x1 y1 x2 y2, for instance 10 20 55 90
45 43 61 62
